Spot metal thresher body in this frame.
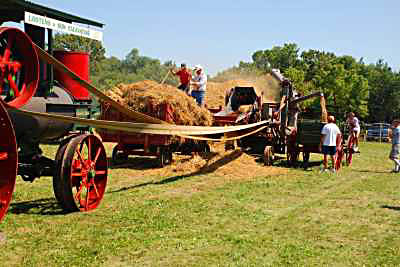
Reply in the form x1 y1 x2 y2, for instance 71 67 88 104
0 0 108 221
210 69 344 168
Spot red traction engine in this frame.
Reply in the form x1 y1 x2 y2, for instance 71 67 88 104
0 2 108 221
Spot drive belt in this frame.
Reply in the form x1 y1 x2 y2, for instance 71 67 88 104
13 108 269 141
25 44 269 142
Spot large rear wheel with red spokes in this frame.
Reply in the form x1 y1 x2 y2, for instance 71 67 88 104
0 27 39 108
0 100 17 222
53 134 108 212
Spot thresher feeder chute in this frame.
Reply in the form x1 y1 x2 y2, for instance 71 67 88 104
0 0 108 221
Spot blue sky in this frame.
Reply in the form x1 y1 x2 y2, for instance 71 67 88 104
8 0 400 75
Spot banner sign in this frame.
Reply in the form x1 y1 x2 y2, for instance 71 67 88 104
24 11 103 42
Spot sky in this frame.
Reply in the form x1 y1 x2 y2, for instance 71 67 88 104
7 0 400 75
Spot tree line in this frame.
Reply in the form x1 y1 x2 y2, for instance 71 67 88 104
54 34 400 123
216 43 400 123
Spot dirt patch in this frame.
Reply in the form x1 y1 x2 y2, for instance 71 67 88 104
104 80 213 126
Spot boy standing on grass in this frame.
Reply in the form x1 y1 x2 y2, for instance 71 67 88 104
389 119 400 173
320 115 341 172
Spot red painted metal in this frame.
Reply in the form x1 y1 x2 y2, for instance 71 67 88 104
54 134 107 212
53 50 90 101
99 102 174 159
0 27 39 108
0 100 17 222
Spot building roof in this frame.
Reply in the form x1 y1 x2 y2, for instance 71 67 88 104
0 0 104 27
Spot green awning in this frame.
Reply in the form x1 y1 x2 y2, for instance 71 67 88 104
0 0 104 28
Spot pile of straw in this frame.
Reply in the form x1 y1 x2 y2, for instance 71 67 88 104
105 80 213 126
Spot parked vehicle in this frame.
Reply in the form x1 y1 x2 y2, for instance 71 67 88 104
366 123 391 142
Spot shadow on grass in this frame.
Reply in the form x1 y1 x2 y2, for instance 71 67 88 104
8 198 67 216
353 169 391 174
107 151 220 170
381 205 400 211
108 156 159 170
108 150 243 194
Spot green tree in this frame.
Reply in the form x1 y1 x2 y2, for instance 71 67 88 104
53 33 106 74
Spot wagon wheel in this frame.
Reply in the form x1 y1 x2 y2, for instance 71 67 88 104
53 134 108 212
302 151 310 169
0 100 17 222
335 147 344 170
158 146 172 167
335 135 344 170
111 145 128 165
0 27 39 108
287 148 299 167
346 135 354 166
264 145 274 166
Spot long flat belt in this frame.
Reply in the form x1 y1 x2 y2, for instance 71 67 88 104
13 108 269 141
29 44 269 142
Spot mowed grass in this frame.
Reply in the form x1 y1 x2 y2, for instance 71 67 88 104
1 141 400 266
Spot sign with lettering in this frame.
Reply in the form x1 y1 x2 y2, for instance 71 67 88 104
24 11 103 42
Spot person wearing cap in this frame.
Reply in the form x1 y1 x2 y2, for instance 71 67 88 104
346 112 361 152
319 115 341 172
190 65 207 107
389 119 400 173
171 63 192 94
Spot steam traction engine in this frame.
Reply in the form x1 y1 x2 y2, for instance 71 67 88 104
0 0 108 221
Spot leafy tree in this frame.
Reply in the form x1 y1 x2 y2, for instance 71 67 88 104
53 33 106 74
251 43 301 73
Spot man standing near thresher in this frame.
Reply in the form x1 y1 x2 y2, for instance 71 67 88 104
319 115 341 172
191 65 207 107
171 63 192 94
389 119 400 173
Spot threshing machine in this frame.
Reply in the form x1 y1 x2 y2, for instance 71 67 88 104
210 69 345 168
0 0 108 221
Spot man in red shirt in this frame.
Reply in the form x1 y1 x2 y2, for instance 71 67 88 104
171 63 191 94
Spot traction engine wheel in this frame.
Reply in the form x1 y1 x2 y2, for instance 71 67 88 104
0 100 17 221
0 27 39 108
53 134 108 212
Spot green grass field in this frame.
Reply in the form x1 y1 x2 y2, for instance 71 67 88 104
1 141 400 266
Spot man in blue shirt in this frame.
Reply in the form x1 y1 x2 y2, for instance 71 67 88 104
389 119 400 172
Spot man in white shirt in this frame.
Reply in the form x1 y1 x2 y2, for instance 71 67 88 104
320 115 341 172
190 65 207 107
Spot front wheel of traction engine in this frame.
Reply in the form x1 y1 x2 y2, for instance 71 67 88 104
0 100 17 222
53 134 108 212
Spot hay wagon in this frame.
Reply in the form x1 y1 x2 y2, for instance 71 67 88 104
98 101 210 167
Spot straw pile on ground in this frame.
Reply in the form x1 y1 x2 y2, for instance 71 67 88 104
206 74 282 108
105 80 213 126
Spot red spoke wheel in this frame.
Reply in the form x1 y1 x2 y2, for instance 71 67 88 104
0 27 39 108
0 100 17 222
335 135 344 171
53 134 107 212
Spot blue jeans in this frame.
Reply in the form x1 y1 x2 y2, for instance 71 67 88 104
191 91 205 106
